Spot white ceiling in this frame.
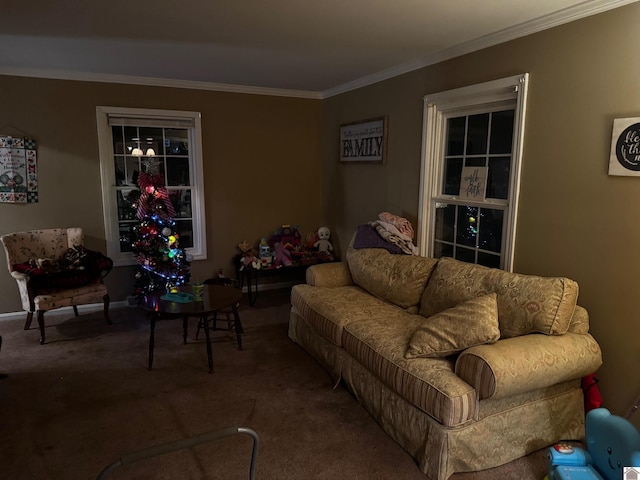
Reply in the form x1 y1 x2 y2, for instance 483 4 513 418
0 0 636 98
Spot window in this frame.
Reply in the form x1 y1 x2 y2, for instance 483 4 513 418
97 107 207 266
417 74 529 271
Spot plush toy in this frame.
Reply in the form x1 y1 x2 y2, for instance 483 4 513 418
273 242 292 267
547 408 640 480
237 240 259 270
314 226 333 253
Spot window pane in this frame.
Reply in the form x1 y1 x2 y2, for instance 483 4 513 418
116 189 139 221
434 203 455 243
139 127 164 156
478 252 500 268
433 241 453 259
443 158 463 195
166 158 191 186
487 157 510 199
446 117 465 156
489 110 514 154
119 223 136 253
455 246 476 263
115 157 126 186
175 220 194 248
165 129 189 155
456 206 478 247
124 126 139 155
169 189 193 218
465 157 485 167
112 126 124 154
478 208 503 253
466 113 489 155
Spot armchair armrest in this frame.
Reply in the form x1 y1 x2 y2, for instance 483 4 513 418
305 262 353 287
455 332 602 400
10 271 29 282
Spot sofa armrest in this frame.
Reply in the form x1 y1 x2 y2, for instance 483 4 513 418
305 262 353 287
455 332 602 400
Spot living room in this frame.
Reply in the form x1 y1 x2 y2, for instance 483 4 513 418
0 0 639 477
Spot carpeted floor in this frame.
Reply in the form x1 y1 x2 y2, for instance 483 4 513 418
0 288 549 480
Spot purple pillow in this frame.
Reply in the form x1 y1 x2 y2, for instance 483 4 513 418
352 224 404 254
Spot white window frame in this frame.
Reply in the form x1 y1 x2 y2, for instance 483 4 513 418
417 74 529 271
96 106 207 267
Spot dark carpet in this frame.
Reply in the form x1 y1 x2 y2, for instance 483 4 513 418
0 288 548 479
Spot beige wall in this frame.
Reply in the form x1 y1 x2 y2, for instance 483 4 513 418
322 3 640 426
0 76 323 311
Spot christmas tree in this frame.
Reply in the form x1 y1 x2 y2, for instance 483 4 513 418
131 156 190 295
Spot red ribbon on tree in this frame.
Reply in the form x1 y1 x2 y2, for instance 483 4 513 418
136 171 176 220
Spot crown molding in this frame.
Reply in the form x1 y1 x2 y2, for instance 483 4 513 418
0 67 323 100
321 0 639 98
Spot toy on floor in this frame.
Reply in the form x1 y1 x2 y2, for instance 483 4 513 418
547 408 640 480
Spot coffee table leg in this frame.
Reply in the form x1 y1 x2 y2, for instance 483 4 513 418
202 314 214 373
148 313 157 371
232 304 243 350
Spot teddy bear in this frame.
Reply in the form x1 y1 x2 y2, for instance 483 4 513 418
313 226 333 254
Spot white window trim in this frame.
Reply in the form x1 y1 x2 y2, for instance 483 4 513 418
417 73 529 271
96 106 207 267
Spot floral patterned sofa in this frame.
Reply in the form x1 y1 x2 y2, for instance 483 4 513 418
1 227 112 344
288 242 603 480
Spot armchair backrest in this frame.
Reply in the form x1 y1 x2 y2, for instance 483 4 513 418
1 227 84 272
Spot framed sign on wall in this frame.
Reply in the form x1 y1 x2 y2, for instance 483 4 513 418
608 117 640 176
339 116 387 164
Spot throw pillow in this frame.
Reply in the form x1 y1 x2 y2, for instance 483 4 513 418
405 293 500 359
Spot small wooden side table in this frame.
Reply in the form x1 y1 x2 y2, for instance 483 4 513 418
140 285 243 373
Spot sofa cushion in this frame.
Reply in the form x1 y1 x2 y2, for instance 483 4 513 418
346 245 438 312
291 284 394 346
405 293 500 359
419 257 579 338
343 315 477 427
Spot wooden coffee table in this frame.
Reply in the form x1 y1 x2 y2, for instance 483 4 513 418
141 285 243 373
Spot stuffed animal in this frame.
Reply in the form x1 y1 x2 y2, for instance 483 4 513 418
273 242 292 267
313 226 333 254
547 408 640 480
237 240 259 270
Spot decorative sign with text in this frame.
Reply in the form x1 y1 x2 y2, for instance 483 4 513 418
459 166 487 200
609 117 640 176
340 117 387 164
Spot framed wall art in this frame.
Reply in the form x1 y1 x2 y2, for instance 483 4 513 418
339 116 387 164
608 117 640 176
0 135 38 203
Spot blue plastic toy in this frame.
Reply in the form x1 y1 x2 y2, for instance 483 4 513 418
547 408 640 480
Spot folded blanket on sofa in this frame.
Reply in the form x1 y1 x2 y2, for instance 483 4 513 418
352 224 404 254
372 220 418 255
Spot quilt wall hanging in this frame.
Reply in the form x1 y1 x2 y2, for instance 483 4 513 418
0 135 38 203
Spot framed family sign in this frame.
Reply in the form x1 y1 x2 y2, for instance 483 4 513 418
339 116 387 164
608 117 640 176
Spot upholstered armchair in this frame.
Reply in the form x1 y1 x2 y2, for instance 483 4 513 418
0 227 112 344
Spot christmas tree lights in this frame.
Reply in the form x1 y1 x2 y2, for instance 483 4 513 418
131 157 190 295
